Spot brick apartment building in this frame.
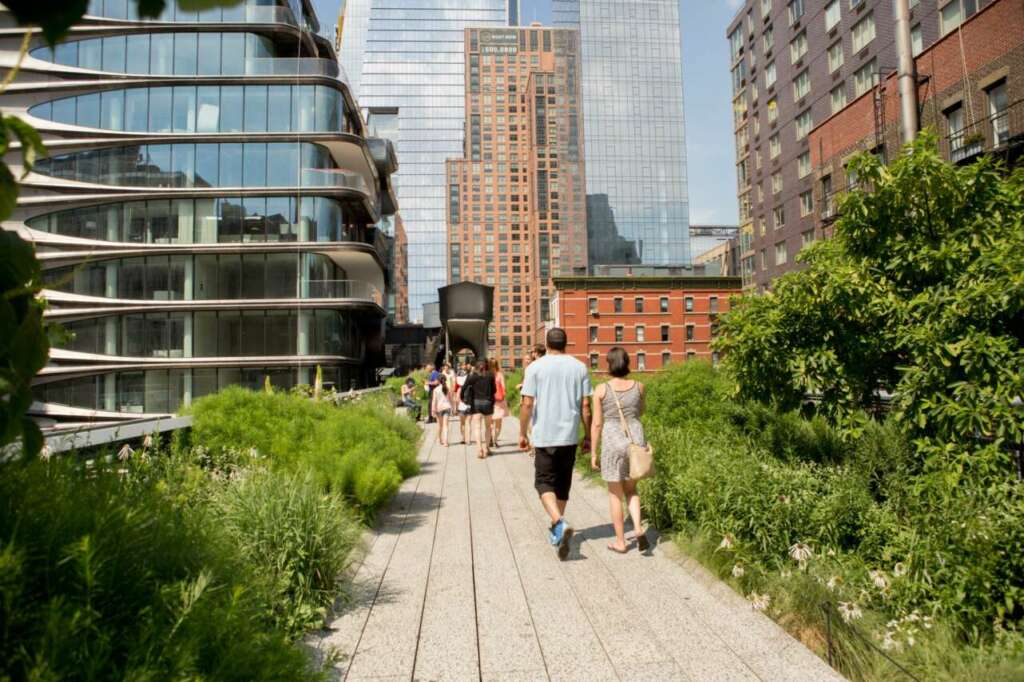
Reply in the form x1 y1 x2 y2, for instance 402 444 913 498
810 0 1024 227
447 26 587 369
551 276 742 373
726 0 998 292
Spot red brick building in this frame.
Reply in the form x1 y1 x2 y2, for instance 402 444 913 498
551 276 742 372
810 0 1024 230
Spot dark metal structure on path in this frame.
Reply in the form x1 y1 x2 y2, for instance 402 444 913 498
438 282 493 362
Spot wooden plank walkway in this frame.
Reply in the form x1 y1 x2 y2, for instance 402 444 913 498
307 420 844 681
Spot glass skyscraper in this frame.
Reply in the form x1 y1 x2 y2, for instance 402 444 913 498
338 0 516 321
553 0 691 267
3 0 399 422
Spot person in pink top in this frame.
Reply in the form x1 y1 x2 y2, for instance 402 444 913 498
430 375 453 447
490 359 509 448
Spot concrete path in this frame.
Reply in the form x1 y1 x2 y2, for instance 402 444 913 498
307 419 844 681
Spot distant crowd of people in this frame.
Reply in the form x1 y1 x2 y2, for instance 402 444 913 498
398 328 651 560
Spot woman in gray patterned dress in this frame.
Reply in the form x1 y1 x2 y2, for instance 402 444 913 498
590 347 650 554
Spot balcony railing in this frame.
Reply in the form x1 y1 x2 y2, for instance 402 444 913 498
304 280 383 306
244 58 340 78
300 169 371 195
85 3 298 27
940 99 1024 164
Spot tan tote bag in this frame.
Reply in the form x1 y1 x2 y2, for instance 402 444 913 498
610 384 655 480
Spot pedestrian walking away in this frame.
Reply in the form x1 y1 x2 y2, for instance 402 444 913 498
463 360 496 459
431 375 453 447
490 359 509 448
590 347 650 554
454 362 471 444
519 328 592 560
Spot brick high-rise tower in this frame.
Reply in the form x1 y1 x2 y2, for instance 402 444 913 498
447 26 587 369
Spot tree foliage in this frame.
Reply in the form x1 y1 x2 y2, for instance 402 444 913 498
715 134 1024 472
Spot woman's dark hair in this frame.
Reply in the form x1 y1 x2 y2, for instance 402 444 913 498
405 378 415 387
439 375 448 396
475 360 491 376
606 347 630 378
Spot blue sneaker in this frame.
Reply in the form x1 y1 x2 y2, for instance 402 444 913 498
548 523 559 545
551 519 574 560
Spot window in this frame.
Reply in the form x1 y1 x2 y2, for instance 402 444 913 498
796 109 812 139
773 205 785 230
911 24 923 56
763 26 774 53
636 325 645 342
793 69 810 100
941 0 977 36
590 353 599 370
729 27 743 62
771 171 782 194
788 0 805 24
634 296 644 313
685 324 695 341
710 297 720 314
589 326 598 342
687 351 697 362
613 297 623 313
769 133 781 158
797 151 811 178
853 60 877 97
827 42 844 73
801 230 816 248
660 325 670 342
800 190 814 216
685 297 694 312
659 296 669 313
761 0 772 19
775 241 788 265
790 31 808 63
662 351 672 368
851 14 876 52
988 80 1009 145
822 174 834 217
636 353 646 372
825 0 840 31
614 325 624 342
767 97 779 123
946 102 981 161
765 61 777 89
589 297 598 314
760 248 768 271
830 84 848 114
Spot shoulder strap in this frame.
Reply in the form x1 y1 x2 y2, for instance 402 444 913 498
609 384 635 445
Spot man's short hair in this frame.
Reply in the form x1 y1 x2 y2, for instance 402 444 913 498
546 328 567 351
606 347 630 377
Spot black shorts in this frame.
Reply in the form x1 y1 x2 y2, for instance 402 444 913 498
472 400 494 416
534 445 577 501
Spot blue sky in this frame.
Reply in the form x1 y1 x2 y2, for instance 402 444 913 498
313 0 740 225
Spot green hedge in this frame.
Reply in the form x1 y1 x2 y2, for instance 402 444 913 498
642 362 1024 680
0 391 420 679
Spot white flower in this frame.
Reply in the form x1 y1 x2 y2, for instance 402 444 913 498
826 548 837 557
749 592 771 611
117 468 129 477
718 535 734 551
117 443 134 461
248 447 259 459
789 542 813 565
142 434 153 449
39 444 52 462
906 635 916 647
732 564 746 579
837 601 863 623
870 569 890 591
826 576 842 591
880 631 899 651
893 562 907 577
780 569 792 579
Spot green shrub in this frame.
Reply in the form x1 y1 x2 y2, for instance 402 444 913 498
188 387 419 518
0 458 314 680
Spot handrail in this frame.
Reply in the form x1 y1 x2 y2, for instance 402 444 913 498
939 98 1023 163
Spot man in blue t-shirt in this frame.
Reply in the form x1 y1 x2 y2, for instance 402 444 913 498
519 327 592 560
425 363 441 424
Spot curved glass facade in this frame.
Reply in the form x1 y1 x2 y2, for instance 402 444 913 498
30 84 353 134
33 142 343 189
60 309 362 358
38 363 362 415
43 252 367 301
82 0 300 26
27 196 360 244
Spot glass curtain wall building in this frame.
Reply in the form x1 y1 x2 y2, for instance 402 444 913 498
553 0 692 268
337 0 515 321
1 0 399 422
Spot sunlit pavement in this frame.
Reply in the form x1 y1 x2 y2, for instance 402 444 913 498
306 419 844 681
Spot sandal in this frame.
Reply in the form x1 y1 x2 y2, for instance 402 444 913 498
607 544 628 554
637 532 650 553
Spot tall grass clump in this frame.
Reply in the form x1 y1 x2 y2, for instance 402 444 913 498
188 387 419 518
641 362 1024 680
